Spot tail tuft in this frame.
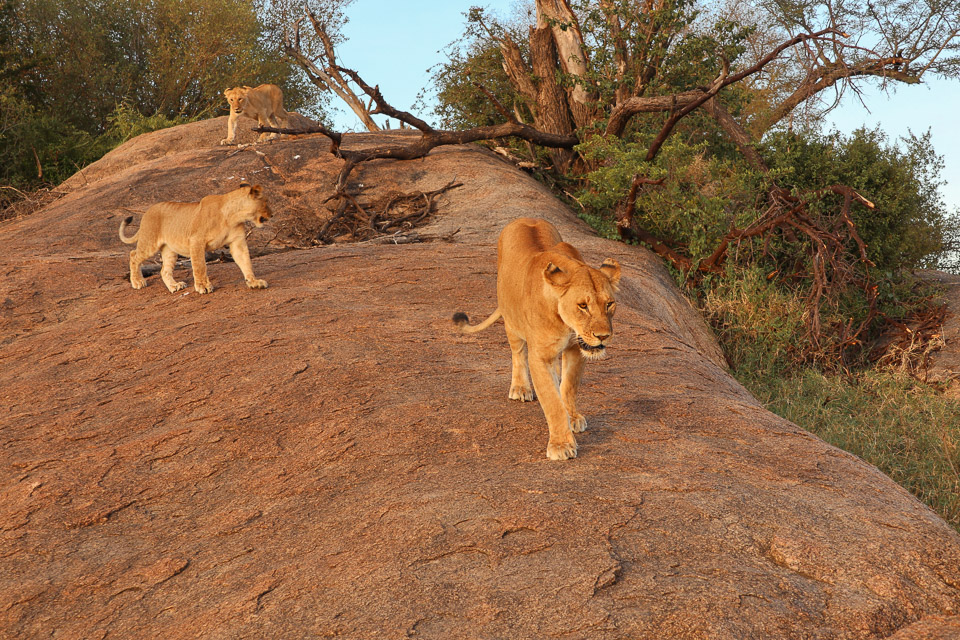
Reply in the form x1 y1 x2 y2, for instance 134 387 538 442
452 312 469 326
124 216 133 225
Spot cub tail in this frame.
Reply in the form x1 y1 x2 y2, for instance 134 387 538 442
118 216 138 244
453 309 502 334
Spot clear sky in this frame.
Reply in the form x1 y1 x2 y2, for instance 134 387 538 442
329 0 960 213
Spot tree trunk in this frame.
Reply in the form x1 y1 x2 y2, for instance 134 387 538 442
529 25 576 170
535 0 596 129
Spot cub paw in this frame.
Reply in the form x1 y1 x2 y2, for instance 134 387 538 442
246 278 268 289
167 281 187 293
508 385 535 402
570 413 588 433
194 282 214 294
546 439 578 461
131 278 147 290
219 138 234 146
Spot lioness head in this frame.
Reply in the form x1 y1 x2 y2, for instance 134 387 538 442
238 182 273 227
545 258 621 359
223 86 250 113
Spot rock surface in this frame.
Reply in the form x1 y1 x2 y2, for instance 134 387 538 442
2 117 960 639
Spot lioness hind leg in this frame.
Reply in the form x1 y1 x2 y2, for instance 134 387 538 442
129 249 148 289
159 247 187 293
505 326 535 402
256 114 274 142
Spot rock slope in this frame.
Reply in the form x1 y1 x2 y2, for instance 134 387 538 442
2 117 960 639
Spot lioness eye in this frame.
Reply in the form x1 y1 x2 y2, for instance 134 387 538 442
578 302 588 311
607 301 615 310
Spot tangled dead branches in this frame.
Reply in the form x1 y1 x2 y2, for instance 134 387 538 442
617 177 880 361
1 186 65 223
316 181 462 244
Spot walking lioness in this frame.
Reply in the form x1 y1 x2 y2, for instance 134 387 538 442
220 83 290 145
453 218 621 461
119 183 273 294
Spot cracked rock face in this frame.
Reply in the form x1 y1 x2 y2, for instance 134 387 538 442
2 120 960 639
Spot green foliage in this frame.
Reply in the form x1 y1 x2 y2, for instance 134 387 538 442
103 103 193 147
0 0 323 202
579 133 768 262
7 0 318 133
743 367 960 531
761 128 957 272
0 88 99 193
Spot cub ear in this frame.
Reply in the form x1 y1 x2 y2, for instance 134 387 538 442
600 258 621 289
249 185 262 197
543 262 570 287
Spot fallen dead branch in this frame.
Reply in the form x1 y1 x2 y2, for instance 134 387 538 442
316 181 463 244
254 66 576 196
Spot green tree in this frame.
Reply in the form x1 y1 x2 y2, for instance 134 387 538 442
7 0 320 133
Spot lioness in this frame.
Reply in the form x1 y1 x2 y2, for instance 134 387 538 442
453 218 621 461
220 84 290 145
119 183 272 295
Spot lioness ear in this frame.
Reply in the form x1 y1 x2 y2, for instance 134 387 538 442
239 181 251 188
600 258 621 289
543 262 569 287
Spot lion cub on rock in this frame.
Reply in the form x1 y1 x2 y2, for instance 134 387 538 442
220 83 290 145
119 183 272 295
454 218 621 461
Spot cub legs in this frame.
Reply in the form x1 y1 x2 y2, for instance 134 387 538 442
229 238 267 289
159 247 187 293
220 111 240 145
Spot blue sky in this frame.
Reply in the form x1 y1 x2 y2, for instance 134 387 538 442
330 0 960 212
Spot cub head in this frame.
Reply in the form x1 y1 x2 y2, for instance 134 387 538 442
223 86 250 114
544 257 621 359
238 182 273 227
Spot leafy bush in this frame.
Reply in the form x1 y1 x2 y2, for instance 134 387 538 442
744 367 960 531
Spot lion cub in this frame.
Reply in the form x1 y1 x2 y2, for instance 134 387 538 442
220 84 290 145
453 218 621 461
119 183 272 295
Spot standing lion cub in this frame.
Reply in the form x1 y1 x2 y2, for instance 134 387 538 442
119 183 272 295
220 83 290 145
453 218 621 461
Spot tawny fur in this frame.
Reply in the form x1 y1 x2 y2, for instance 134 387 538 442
120 183 273 295
453 218 621 461
219 84 290 145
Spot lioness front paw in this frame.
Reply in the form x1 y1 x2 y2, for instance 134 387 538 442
194 282 214 294
509 385 535 402
570 413 588 433
547 439 578 461
246 278 268 289
166 281 187 293
131 278 147 290
219 138 233 145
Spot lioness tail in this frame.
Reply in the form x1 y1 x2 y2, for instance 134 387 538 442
118 216 138 244
453 309 502 334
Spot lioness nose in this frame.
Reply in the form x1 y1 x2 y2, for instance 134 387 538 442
595 332 611 342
